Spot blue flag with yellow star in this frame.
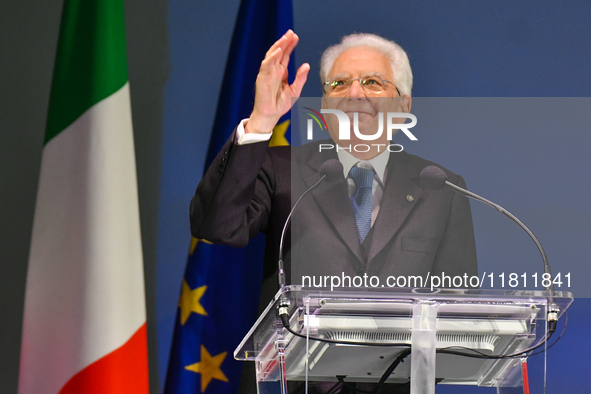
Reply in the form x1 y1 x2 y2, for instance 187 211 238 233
164 0 295 393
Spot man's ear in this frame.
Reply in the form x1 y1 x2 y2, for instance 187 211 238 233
402 96 412 113
389 96 413 127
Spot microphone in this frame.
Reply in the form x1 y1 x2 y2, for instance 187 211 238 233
277 159 343 329
420 166 559 332
277 159 343 289
319 158 345 179
420 165 448 190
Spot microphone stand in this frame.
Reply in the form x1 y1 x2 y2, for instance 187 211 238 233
443 180 559 333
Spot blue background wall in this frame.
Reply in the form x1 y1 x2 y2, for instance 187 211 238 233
157 1 590 392
1 0 589 393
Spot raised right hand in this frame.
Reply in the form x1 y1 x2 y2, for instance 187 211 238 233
246 30 310 134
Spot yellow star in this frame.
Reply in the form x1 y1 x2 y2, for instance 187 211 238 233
269 119 290 147
185 345 229 392
178 280 207 325
190 237 211 255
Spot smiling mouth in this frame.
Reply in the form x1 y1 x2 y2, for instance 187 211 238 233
345 110 375 116
342 104 376 114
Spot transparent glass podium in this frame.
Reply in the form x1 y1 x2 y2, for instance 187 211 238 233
235 286 572 393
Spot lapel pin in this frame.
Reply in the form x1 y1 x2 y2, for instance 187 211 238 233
406 195 414 202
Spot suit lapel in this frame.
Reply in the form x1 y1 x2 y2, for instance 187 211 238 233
367 152 423 265
302 148 366 265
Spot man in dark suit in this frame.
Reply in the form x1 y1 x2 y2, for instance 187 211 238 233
190 29 477 394
191 30 477 292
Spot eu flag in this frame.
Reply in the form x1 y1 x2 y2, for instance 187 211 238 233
164 0 295 392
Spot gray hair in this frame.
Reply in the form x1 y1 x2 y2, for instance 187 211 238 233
319 33 413 96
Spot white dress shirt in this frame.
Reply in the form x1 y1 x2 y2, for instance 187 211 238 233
235 118 271 144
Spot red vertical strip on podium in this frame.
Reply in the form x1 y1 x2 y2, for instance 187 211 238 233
521 358 530 394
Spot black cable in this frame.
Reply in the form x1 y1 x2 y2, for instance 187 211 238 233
437 311 569 359
325 381 342 394
336 348 412 393
276 310 568 393
528 310 568 357
437 332 553 360
375 348 412 388
336 377 372 393
279 311 566 360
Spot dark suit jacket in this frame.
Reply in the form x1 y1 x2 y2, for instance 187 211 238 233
190 132 477 300
190 132 478 394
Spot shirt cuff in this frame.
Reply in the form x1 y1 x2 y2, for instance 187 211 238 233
235 118 273 145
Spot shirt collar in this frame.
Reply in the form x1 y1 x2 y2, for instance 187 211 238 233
337 148 390 185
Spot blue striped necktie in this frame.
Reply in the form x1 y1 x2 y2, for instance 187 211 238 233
348 165 375 243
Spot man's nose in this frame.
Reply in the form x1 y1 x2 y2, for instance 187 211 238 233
347 79 366 98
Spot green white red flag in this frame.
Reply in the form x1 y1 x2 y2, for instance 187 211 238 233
19 0 149 392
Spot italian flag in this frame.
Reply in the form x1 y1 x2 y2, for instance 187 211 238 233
18 0 149 393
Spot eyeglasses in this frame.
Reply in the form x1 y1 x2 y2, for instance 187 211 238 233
322 75 401 96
